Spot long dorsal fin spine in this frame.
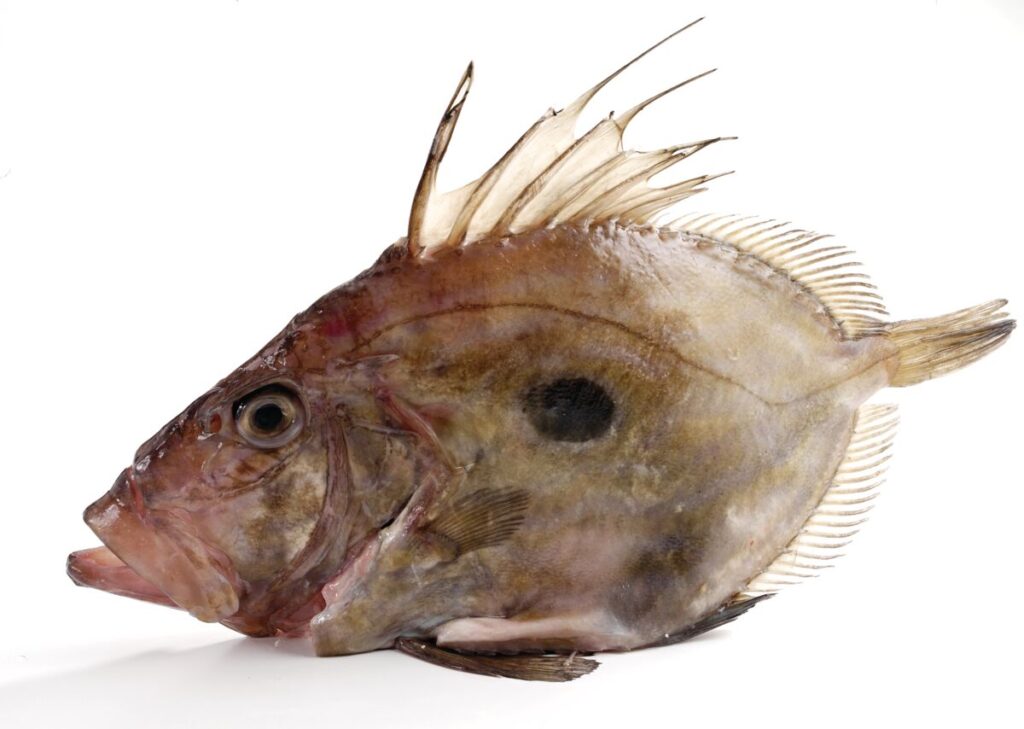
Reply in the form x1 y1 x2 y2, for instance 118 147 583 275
407 63 474 257
567 17 707 113
495 118 616 232
445 108 562 248
406 20 724 256
617 67 717 127
540 137 727 229
621 171 732 221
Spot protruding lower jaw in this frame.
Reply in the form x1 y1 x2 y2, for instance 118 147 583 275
66 546 179 608
68 468 241 623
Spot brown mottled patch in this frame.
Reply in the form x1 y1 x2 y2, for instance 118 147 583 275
611 532 707 627
235 469 326 582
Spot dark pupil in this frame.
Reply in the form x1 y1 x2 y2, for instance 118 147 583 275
524 377 615 442
252 403 285 433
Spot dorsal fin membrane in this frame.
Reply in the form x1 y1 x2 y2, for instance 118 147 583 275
673 213 889 338
743 404 899 597
405 19 728 256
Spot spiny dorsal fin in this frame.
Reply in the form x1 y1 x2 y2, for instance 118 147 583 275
673 213 889 338
426 488 530 556
744 403 899 596
405 19 729 257
407 63 474 257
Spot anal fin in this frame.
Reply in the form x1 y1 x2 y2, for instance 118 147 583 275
647 593 772 648
746 403 899 595
394 637 599 682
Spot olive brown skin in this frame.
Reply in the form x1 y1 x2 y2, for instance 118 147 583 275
70 220 895 652
61 14 1013 676
298 221 892 654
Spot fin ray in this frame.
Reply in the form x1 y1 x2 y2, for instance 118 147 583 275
425 488 530 555
395 637 599 682
673 214 889 338
405 20 724 256
881 300 1015 386
408 63 474 257
744 404 898 596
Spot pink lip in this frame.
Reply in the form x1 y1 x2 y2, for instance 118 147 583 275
68 468 242 623
67 546 179 608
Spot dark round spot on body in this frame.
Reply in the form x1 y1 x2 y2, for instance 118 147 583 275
524 377 615 442
253 403 284 433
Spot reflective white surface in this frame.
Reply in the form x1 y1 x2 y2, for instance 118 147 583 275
2 1 1022 727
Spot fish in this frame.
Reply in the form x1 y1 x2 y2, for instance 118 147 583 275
66 19 1014 682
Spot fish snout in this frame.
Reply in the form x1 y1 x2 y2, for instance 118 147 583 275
66 545 179 608
79 468 242 623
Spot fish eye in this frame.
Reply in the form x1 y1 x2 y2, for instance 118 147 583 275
523 377 615 443
233 384 306 449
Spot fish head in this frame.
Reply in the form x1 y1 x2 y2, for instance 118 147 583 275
67 346 359 634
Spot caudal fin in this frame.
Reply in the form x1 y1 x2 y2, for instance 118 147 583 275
883 299 1014 387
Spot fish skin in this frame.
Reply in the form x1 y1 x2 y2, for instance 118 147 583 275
69 219 889 645
302 222 892 654
65 23 1012 678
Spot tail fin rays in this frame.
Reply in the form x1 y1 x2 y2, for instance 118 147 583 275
883 300 1014 387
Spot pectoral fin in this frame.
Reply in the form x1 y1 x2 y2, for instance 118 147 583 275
312 484 530 656
424 487 530 556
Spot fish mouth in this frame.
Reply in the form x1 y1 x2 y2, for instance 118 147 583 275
67 468 242 623
67 546 179 608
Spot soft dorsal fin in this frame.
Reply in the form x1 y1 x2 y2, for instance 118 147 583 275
405 19 729 257
744 403 899 596
673 213 889 338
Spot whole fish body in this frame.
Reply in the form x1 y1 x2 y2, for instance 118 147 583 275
66 20 1013 681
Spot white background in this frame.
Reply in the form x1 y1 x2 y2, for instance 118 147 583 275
1 1 1022 727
